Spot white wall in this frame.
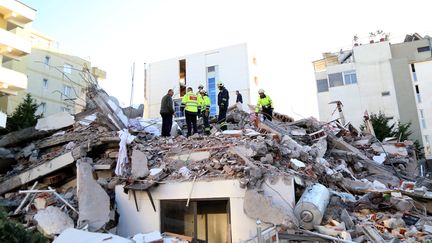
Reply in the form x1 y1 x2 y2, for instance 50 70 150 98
413 60 432 158
316 42 401 128
115 177 294 242
145 43 254 118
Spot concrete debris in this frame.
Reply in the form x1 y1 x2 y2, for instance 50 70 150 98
0 91 430 242
290 158 306 170
35 112 75 131
53 228 132 243
244 189 298 229
131 149 149 179
34 206 74 237
77 158 110 231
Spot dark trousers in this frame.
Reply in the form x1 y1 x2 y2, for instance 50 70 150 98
218 108 227 131
161 113 173 137
262 107 273 121
202 111 210 134
185 110 198 136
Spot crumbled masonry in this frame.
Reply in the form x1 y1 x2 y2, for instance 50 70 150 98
1 87 432 242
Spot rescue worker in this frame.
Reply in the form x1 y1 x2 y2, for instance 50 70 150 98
255 89 274 121
181 87 198 136
200 89 211 135
196 84 204 118
217 82 229 130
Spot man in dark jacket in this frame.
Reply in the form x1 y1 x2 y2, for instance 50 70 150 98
160 89 174 136
217 82 229 131
236 90 243 104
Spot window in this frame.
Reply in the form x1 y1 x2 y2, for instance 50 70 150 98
420 109 427 129
43 78 48 89
415 85 422 103
381 91 390 96
316 79 329 92
61 107 71 113
174 99 184 118
207 66 218 116
63 64 73 74
328 72 344 87
411 63 417 81
64 85 72 96
343 71 357 85
417 46 431 53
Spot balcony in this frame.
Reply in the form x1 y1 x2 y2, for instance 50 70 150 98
0 65 27 95
0 0 36 26
0 27 30 58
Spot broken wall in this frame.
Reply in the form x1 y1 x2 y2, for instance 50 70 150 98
115 177 294 242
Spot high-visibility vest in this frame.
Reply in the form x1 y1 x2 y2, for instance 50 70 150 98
181 91 199 113
197 93 203 111
256 95 273 112
201 96 211 111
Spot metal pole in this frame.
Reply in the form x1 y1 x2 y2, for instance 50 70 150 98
256 219 262 243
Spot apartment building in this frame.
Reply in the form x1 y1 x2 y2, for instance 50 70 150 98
0 0 36 127
313 33 432 157
144 43 259 118
0 30 106 117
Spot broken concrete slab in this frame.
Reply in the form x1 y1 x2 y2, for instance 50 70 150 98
222 130 243 137
0 127 52 147
34 206 74 237
243 189 298 229
77 158 110 231
131 149 149 179
169 151 210 163
53 228 132 243
36 112 75 131
371 143 408 157
310 138 327 159
290 159 306 170
0 151 75 195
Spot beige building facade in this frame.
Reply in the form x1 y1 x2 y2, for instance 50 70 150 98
0 0 36 127
0 30 106 117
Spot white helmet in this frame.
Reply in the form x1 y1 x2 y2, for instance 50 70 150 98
258 88 265 94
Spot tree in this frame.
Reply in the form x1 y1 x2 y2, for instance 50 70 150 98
366 112 395 141
6 93 42 132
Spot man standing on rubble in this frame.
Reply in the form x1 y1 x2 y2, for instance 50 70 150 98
236 90 243 104
255 89 274 121
160 89 175 137
200 89 211 135
181 87 199 136
217 82 229 131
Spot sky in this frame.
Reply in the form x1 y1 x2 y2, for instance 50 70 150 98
21 0 432 119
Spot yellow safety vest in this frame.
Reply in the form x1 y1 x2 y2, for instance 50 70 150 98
197 93 203 111
182 91 199 113
201 96 211 111
256 95 273 112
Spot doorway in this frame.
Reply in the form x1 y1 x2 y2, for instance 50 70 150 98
160 199 231 243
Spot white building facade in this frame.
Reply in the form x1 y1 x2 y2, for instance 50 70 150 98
314 35 432 158
144 43 258 118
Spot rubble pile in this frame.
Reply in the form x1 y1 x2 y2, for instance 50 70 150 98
1 92 432 242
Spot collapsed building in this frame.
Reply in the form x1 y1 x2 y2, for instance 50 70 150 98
1 83 432 243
